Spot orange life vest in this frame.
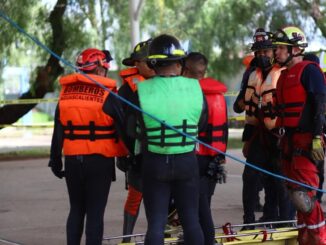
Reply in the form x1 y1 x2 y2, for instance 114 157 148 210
59 73 128 157
196 77 228 156
119 67 145 92
244 65 284 129
261 65 285 129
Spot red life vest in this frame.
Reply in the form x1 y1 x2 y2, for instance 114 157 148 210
276 61 314 128
196 77 228 156
119 67 145 92
59 73 128 157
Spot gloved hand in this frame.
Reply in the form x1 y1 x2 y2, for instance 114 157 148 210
116 156 132 172
311 136 325 162
48 158 65 179
206 155 227 184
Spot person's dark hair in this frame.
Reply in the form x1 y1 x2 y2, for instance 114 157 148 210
185 52 208 67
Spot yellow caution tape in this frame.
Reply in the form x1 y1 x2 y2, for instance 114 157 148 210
0 117 246 129
0 98 58 105
0 123 54 128
0 92 240 106
225 91 239 96
229 115 245 121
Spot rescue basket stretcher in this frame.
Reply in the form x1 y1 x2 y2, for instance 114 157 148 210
103 220 298 245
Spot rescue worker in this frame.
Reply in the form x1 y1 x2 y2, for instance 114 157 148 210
235 28 293 230
48 48 128 245
183 52 228 245
234 50 264 215
135 34 206 245
273 26 326 244
117 39 155 243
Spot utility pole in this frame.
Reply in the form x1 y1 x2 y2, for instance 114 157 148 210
129 0 144 48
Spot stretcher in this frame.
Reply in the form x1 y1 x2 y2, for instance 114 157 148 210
103 220 298 245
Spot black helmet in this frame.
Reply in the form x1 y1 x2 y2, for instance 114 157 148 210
250 28 274 52
122 38 152 66
147 34 186 66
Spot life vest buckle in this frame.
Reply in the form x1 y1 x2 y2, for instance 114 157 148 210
279 127 285 137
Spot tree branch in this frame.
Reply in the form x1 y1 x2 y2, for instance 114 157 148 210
0 0 67 127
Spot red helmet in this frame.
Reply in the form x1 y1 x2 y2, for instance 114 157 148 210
76 48 113 71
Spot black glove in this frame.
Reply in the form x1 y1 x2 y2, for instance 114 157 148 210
206 155 227 184
116 156 133 172
48 158 64 179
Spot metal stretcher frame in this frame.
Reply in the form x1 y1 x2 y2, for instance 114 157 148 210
103 220 298 245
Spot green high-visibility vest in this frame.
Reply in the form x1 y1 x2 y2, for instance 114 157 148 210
137 76 203 154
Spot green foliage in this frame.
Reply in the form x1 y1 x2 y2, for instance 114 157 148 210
0 0 37 55
1 0 325 87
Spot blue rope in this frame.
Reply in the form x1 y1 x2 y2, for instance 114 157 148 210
1 10 325 193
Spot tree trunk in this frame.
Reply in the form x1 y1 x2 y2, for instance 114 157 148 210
0 0 67 127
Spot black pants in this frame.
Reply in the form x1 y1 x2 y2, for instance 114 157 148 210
64 154 114 245
242 134 293 224
142 151 204 245
197 155 217 245
316 159 325 202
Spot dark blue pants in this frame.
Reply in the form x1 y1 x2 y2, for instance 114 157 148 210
142 151 204 245
65 154 114 245
197 155 216 245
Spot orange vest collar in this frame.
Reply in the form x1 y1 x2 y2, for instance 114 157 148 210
60 73 116 88
119 67 139 78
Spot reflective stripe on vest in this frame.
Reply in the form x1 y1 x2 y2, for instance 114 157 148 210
276 61 313 128
138 76 203 154
196 77 228 156
59 73 128 157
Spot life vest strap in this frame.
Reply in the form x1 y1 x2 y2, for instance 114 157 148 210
63 133 117 141
62 123 115 131
277 102 305 109
148 141 195 146
63 121 116 141
198 123 227 144
147 132 197 139
245 100 258 117
262 102 277 119
280 112 301 117
145 124 197 132
145 119 197 147
261 88 276 96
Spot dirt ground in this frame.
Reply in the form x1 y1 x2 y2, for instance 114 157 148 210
0 149 325 245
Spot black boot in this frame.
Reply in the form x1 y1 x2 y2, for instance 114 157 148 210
122 211 138 243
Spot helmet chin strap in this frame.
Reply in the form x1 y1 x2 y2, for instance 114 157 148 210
278 46 293 67
279 46 304 67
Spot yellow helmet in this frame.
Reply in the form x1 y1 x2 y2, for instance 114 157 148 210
273 26 308 49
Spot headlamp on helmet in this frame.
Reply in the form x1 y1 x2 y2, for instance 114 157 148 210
250 28 274 52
